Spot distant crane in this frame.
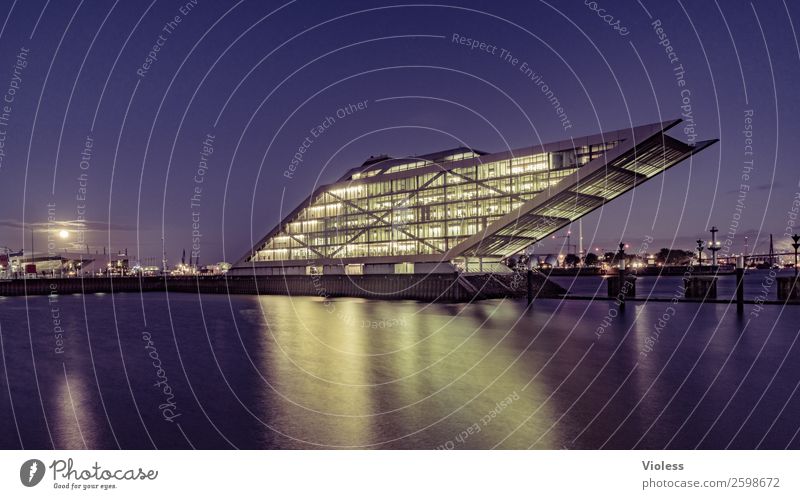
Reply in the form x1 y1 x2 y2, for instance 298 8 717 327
551 231 577 254
551 231 578 267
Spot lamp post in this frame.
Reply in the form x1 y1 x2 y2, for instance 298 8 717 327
29 224 36 276
708 226 721 267
792 234 800 277
696 239 704 268
161 237 168 275
744 235 749 266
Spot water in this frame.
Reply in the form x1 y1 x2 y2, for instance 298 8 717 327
549 268 793 300
0 290 798 449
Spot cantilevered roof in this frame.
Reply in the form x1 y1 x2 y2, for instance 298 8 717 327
444 120 717 259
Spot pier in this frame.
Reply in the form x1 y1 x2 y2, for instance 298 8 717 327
0 272 565 302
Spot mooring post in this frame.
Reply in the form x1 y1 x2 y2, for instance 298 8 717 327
526 261 534 307
736 255 744 315
618 242 626 310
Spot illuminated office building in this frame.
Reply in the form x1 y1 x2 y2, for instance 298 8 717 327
231 120 715 275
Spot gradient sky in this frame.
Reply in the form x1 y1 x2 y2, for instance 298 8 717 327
0 0 798 265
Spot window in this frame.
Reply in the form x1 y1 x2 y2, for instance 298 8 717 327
351 170 380 180
383 160 431 175
440 151 480 162
345 264 363 275
394 262 414 274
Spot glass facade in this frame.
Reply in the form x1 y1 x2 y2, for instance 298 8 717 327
248 142 619 263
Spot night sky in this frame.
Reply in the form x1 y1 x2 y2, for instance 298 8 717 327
0 0 798 265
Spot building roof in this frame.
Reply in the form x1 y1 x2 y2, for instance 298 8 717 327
337 146 489 182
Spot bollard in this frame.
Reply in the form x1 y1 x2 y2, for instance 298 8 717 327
618 243 627 309
608 272 636 305
526 268 534 306
736 256 744 315
604 243 635 308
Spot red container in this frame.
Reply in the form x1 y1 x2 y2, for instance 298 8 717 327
25 263 37 274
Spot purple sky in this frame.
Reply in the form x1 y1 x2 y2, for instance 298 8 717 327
0 0 798 264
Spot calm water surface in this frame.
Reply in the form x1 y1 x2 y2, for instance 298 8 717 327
0 288 798 449
549 268 794 300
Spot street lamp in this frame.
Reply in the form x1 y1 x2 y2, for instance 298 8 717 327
696 239 704 267
792 234 800 277
707 226 721 266
617 242 628 309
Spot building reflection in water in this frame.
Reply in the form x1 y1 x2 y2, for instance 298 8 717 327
253 295 563 448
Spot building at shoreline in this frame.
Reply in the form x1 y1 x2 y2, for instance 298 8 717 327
230 120 716 276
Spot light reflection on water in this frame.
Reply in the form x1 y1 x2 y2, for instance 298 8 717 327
549 268 793 301
0 291 798 449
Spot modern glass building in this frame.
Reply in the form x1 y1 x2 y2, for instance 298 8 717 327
231 120 716 275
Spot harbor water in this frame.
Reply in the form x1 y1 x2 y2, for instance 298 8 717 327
0 286 798 449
